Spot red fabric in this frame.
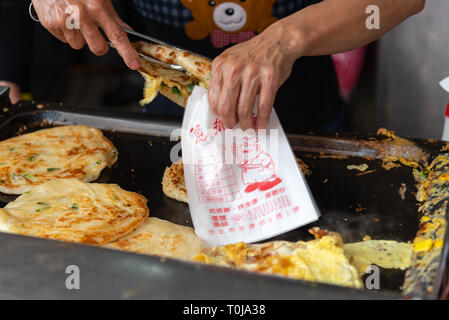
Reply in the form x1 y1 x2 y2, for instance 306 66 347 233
446 103 449 118
331 46 367 102
211 30 256 48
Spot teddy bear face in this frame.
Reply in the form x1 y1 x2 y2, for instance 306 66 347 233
183 0 276 35
210 0 249 32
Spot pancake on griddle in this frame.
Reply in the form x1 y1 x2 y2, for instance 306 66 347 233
0 179 148 245
162 159 188 203
0 125 118 195
104 217 201 260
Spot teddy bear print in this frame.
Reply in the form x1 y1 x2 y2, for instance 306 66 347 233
181 0 277 48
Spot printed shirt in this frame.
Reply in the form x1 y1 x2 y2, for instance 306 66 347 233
129 0 342 132
129 0 321 49
131 0 315 28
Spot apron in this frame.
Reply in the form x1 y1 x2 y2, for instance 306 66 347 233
128 0 343 132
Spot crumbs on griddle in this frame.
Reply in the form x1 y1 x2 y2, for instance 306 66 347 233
356 169 376 176
296 158 311 176
403 153 449 296
376 128 429 169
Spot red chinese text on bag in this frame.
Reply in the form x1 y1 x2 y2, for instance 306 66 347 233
181 87 320 246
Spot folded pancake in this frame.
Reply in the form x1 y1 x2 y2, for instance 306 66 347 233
133 41 211 86
133 41 211 107
104 217 201 260
194 231 363 289
0 179 148 245
138 58 197 107
0 125 118 195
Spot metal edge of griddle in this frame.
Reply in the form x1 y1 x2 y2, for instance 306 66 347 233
0 107 183 138
288 134 382 159
0 102 446 299
288 132 443 161
0 232 401 300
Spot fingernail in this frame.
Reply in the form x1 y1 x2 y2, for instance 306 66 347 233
130 59 140 70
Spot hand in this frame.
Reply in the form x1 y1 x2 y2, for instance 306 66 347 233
208 22 300 130
0 81 21 104
31 0 140 70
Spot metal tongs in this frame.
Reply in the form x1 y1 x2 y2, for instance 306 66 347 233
106 27 186 72
28 2 186 72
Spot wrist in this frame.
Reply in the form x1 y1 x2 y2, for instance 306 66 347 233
265 18 307 60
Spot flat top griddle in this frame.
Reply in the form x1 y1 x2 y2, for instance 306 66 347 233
0 99 447 300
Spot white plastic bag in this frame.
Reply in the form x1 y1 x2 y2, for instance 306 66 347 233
181 87 320 246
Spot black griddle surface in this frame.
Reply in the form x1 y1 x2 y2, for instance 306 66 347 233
0 103 445 298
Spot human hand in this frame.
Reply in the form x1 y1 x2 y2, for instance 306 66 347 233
31 0 140 70
208 22 300 130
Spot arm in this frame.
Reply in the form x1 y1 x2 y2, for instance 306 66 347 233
208 0 426 130
284 0 425 57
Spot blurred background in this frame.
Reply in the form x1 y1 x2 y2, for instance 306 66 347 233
1 0 448 139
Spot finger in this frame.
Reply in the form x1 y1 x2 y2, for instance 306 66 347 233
80 21 109 56
63 29 86 50
42 19 67 43
208 57 226 114
0 81 21 104
256 83 276 130
47 28 68 43
218 79 240 129
95 8 140 70
208 72 223 114
237 75 260 131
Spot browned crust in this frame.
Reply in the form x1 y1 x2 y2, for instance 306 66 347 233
161 159 187 203
133 41 212 86
0 126 118 194
0 180 148 246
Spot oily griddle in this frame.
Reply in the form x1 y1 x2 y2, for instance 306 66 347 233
0 105 444 295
